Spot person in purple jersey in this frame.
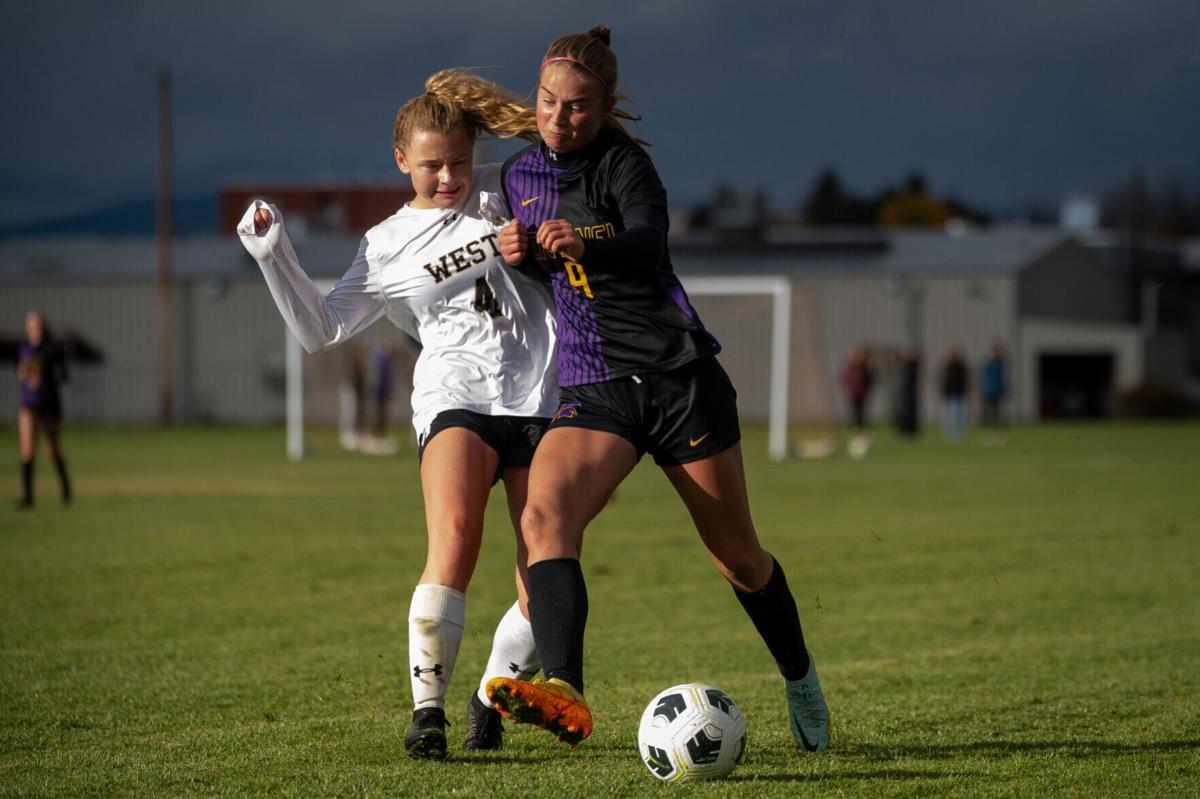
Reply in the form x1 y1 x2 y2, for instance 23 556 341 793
485 26 830 752
16 310 72 509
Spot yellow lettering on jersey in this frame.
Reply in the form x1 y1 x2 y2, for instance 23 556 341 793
575 223 617 240
564 260 594 299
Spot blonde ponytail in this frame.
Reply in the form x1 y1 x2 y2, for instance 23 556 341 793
393 69 537 152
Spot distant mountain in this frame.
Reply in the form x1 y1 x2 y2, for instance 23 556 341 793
0 195 216 238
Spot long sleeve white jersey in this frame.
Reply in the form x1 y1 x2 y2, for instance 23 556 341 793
236 164 558 439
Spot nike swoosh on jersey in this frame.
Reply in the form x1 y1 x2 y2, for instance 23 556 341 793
521 196 542 207
689 433 711 447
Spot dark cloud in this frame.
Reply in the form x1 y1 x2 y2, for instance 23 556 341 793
2 0 1197 226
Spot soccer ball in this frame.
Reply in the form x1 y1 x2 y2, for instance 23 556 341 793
637 683 747 782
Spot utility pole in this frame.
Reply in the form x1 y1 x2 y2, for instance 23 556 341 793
156 67 173 424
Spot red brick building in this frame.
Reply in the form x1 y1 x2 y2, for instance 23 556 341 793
220 184 416 236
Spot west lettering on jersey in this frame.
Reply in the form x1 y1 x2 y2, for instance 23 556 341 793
421 233 501 283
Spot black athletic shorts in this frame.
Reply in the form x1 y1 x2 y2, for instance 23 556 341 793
549 356 741 466
418 409 550 485
21 399 62 422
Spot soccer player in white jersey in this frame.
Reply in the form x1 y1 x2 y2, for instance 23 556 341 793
237 70 554 760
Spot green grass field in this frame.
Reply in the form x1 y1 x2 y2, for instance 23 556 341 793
2 423 1198 797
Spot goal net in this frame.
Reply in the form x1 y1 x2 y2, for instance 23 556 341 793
284 276 811 462
677 276 792 461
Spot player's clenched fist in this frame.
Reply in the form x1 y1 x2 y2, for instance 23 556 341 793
499 218 528 265
536 219 584 262
253 206 273 235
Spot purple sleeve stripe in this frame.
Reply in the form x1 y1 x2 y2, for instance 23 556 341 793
657 268 722 356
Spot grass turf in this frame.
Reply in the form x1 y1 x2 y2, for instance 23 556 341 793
1 422 1198 796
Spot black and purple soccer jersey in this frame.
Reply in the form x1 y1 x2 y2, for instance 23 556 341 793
502 125 719 387
18 341 66 415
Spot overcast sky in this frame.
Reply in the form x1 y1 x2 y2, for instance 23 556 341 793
2 0 1198 228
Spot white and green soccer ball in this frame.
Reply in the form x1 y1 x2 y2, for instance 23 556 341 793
637 683 747 782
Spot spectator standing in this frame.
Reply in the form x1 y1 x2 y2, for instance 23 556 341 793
840 343 874 458
981 342 1008 444
893 346 921 438
940 347 969 441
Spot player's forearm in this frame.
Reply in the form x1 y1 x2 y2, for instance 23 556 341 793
582 204 666 267
236 202 366 354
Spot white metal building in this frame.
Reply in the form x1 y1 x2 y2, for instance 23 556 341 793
1 226 1191 432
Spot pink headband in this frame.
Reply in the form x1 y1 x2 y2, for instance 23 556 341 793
541 57 611 91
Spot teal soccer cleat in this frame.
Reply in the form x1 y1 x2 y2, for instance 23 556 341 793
785 656 830 751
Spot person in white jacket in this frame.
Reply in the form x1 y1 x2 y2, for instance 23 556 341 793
237 70 555 760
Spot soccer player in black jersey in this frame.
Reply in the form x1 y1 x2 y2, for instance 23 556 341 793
485 26 830 752
16 310 72 509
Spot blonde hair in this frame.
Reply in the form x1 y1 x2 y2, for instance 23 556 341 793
542 25 647 145
392 69 537 152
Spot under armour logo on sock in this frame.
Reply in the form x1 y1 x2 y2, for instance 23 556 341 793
413 664 444 677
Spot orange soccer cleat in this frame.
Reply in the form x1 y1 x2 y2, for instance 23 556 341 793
486 676 593 745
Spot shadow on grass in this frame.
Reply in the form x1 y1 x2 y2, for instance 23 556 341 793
726 768 969 783
438 754 564 765
843 739 1200 760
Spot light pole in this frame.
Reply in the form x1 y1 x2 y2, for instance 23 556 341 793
155 67 173 424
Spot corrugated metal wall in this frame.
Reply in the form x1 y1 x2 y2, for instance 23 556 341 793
759 272 1016 426
2 279 281 425
1 271 1026 429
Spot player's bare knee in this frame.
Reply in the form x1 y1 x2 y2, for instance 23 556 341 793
520 502 567 558
434 511 475 539
428 512 483 555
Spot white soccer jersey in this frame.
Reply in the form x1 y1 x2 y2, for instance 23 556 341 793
236 164 558 438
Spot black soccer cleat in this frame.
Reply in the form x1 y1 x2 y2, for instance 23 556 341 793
463 693 504 752
404 707 448 760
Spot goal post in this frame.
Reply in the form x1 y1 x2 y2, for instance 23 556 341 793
679 275 792 462
284 279 333 462
285 330 305 461
284 277 794 463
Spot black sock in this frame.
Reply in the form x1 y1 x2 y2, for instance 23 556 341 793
53 455 71 503
733 557 811 680
528 558 588 693
20 460 33 504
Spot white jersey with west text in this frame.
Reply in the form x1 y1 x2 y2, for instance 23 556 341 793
236 164 558 438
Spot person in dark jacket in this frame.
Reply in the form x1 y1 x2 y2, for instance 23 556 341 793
940 346 970 441
980 341 1008 444
841 343 874 457
893 346 922 438
16 310 71 508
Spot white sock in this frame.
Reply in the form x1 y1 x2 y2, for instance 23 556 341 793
476 601 541 704
407 584 466 711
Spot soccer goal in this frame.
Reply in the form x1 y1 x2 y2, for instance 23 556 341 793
284 277 794 462
282 280 419 461
679 275 792 462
